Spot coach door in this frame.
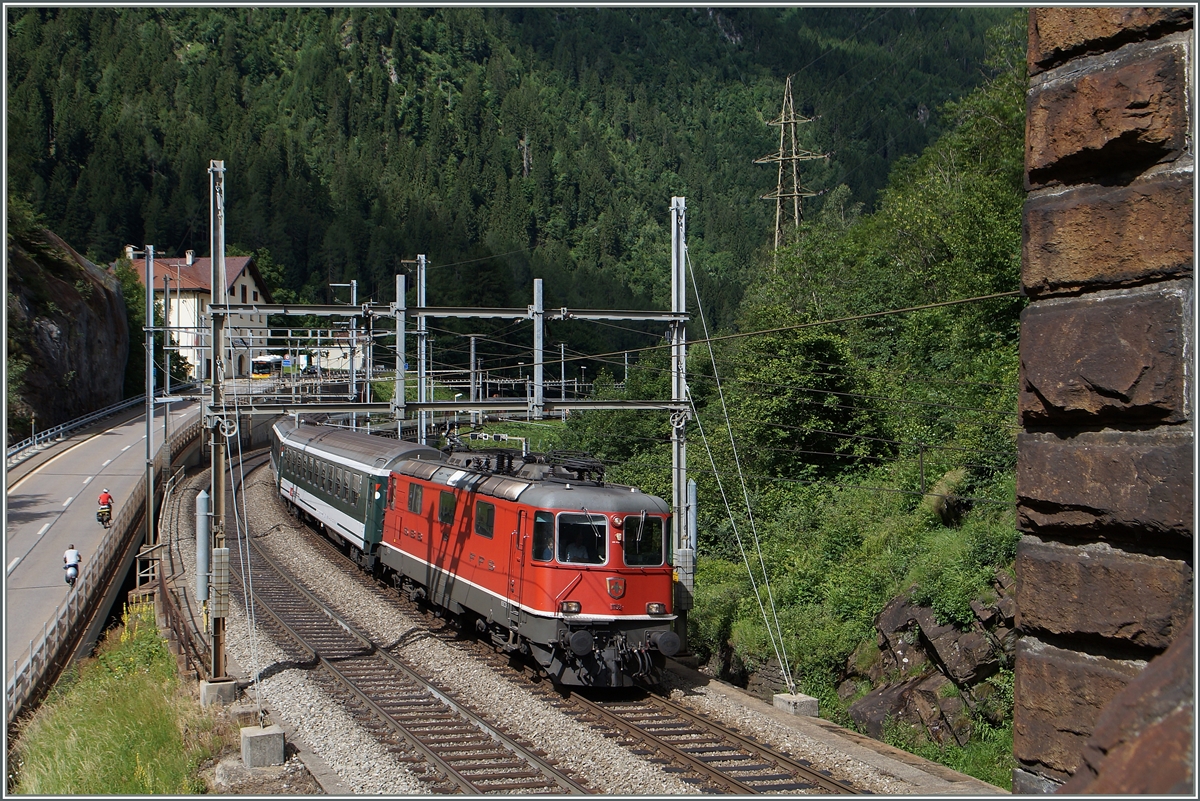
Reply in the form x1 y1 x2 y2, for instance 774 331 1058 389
506 509 526 628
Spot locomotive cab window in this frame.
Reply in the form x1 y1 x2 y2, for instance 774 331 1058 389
558 513 607 565
623 513 666 566
438 491 457 524
474 501 495 538
408 483 423 514
532 512 554 561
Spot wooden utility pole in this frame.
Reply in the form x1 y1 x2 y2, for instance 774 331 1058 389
755 75 828 261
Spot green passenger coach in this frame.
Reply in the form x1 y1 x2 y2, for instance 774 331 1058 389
270 419 444 568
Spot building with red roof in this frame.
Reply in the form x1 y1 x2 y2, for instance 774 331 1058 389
126 248 274 379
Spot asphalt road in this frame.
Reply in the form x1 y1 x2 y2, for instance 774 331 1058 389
5 399 201 665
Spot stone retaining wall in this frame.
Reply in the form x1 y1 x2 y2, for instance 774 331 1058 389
1014 7 1193 792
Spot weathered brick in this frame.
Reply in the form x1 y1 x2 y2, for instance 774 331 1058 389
1022 174 1194 296
1029 7 1194 74
1019 286 1191 423
1013 638 1145 774
1026 40 1187 187
1062 617 1193 793
1016 429 1193 536
1015 536 1192 649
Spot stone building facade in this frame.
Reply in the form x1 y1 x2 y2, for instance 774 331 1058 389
1014 7 1194 793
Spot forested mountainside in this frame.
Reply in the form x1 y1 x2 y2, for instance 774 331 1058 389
8 6 1006 338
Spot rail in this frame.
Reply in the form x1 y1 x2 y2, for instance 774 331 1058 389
5 418 203 726
6 383 198 463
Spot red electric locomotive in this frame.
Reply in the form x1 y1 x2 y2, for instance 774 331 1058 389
375 449 681 687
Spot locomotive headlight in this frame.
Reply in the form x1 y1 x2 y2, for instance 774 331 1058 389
646 602 667 615
560 601 582 614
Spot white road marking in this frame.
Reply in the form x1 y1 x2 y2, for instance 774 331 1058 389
8 405 199 493
102 460 112 466
121 445 132 452
63 497 74 506
83 476 93 485
7 557 21 574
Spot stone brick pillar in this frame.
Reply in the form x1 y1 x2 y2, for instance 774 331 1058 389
1014 8 1194 793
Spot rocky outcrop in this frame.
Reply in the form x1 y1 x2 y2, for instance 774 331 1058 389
841 571 1017 748
7 226 129 441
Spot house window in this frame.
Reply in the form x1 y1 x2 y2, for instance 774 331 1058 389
253 290 259 302
241 284 247 303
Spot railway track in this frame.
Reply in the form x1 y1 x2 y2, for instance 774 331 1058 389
560 691 858 794
223 457 862 794
227 455 592 795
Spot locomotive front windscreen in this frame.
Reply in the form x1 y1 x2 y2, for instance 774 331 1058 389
557 513 607 564
623 514 665 566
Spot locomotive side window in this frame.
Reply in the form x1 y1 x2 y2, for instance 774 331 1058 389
557 514 607 564
532 512 554 561
408 483 423 514
438 491 457 524
623 513 665 566
475 501 495 538
387 477 396 508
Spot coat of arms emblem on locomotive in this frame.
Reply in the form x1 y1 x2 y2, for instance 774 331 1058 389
607 577 626 599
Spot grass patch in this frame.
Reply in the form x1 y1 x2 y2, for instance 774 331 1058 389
9 602 233 795
883 714 1016 790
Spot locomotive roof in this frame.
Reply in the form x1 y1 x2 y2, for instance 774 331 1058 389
275 420 445 474
274 421 671 513
395 448 670 513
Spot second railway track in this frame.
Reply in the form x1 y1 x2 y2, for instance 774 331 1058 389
559 691 858 794
227 453 592 795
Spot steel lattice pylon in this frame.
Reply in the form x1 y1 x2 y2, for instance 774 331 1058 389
755 75 829 258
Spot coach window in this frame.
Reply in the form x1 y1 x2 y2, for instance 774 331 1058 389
438 491 457 524
351 473 361 505
408 483 423 514
475 501 495 539
557 513 607 565
532 512 554 562
623 512 665 567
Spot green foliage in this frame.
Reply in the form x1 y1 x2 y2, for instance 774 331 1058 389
688 558 751 665
113 259 147 398
8 7 1002 345
10 603 210 795
907 509 1018 626
883 713 1016 790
